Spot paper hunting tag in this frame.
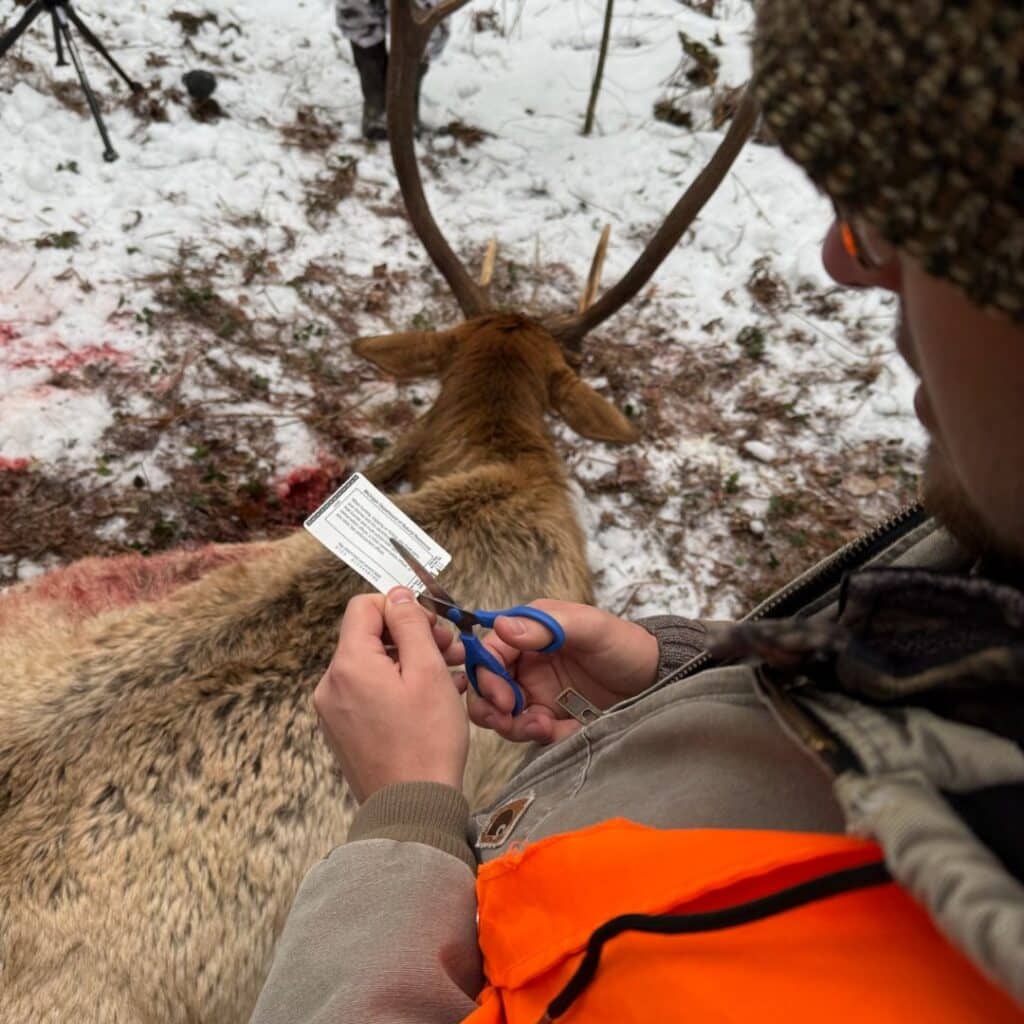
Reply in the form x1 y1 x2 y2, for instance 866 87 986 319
304 472 451 595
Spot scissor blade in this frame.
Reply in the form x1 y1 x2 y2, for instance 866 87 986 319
389 538 458 609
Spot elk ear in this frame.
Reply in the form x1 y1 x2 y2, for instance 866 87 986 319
352 330 458 378
549 368 639 443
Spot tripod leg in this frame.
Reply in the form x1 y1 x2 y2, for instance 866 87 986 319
52 9 67 65
53 9 118 162
62 2 141 92
0 0 46 60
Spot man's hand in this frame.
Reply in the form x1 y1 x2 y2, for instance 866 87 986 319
314 588 469 803
461 600 660 745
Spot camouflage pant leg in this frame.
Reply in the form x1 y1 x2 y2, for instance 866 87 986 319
421 3 451 64
335 0 450 61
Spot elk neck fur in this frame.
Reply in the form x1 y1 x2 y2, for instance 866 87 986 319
408 313 573 484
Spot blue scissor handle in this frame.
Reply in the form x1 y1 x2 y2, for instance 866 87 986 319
462 634 526 716
470 606 566 654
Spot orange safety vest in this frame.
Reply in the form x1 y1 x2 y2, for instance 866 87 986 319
461 819 1023 1024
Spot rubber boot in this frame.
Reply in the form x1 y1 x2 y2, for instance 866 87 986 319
351 40 388 141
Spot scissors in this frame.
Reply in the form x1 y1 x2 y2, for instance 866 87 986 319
390 538 565 716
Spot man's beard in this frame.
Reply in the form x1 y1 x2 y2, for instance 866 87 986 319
920 443 990 554
919 442 1024 572
898 310 1022 570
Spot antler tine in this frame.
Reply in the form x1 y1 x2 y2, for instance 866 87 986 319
479 237 498 288
388 1 492 318
578 224 611 313
543 86 759 345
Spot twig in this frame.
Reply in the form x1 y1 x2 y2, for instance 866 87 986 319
527 233 543 314
614 578 660 616
583 0 615 136
730 172 771 225
566 190 618 218
14 263 35 290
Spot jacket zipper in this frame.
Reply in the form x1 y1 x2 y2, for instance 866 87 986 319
633 502 924 771
753 667 862 774
654 500 926 690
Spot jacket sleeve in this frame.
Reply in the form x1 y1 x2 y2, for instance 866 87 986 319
249 783 481 1024
635 614 712 678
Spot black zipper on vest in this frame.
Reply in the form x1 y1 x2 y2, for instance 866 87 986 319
655 501 927 690
536 859 891 1022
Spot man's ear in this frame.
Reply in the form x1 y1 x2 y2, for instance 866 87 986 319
352 330 458 378
549 367 639 443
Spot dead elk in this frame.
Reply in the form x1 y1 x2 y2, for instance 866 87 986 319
0 3 757 1022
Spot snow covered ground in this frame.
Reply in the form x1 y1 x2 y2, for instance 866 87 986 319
0 0 924 617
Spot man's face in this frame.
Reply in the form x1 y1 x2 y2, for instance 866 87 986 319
821 219 1024 565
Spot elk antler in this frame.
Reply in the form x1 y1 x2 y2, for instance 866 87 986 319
543 86 760 345
387 0 493 317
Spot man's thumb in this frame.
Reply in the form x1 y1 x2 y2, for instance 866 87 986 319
494 615 556 651
384 588 437 663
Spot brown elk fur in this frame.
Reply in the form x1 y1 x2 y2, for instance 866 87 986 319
0 313 635 1023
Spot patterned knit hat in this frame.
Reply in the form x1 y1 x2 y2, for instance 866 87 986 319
751 1 1024 320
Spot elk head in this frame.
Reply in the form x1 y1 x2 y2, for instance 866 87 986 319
355 312 638 451
356 0 759 467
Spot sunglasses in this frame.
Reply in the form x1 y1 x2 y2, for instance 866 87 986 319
833 203 895 271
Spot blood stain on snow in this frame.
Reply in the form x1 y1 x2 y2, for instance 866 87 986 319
0 457 30 472
53 343 131 372
5 339 131 372
273 461 345 516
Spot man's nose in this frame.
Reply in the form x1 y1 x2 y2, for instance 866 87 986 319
821 219 902 293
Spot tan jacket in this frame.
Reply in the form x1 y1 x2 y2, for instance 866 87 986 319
250 514 1024 1022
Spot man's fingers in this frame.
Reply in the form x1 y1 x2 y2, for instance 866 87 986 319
468 690 516 735
481 630 520 666
473 664 517 714
469 698 581 745
384 587 445 673
506 708 580 744
436 628 465 665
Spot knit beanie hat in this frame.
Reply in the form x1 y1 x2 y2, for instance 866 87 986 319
751 1 1024 320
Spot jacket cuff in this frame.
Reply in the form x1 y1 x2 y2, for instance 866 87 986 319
348 782 476 873
635 615 710 678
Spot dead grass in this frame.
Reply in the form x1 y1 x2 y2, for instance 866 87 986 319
676 0 718 15
126 81 183 123
746 256 790 312
51 77 91 117
435 120 492 148
168 11 219 37
280 106 340 152
472 9 502 33
653 29 721 129
303 155 358 226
